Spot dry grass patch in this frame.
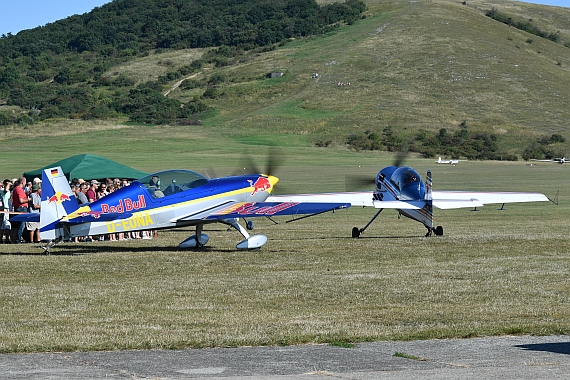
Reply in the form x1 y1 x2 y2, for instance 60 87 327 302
105 49 205 85
1 192 568 353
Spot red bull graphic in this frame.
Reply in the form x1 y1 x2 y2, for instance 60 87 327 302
77 211 104 219
214 202 299 216
48 192 71 204
100 195 147 213
248 177 272 196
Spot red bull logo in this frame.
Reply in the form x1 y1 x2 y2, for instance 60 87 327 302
214 202 299 216
48 192 71 204
248 177 272 196
77 211 103 219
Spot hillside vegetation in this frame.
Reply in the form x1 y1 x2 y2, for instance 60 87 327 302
1 0 569 161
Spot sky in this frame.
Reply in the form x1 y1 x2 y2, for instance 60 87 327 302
518 0 570 6
0 0 569 36
0 0 111 36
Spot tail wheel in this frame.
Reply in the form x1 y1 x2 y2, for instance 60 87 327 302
434 226 444 236
351 227 361 238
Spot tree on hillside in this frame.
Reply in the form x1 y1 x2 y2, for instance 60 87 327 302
0 0 367 125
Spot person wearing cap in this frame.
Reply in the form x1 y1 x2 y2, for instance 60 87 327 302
26 183 41 243
32 177 42 197
87 180 99 203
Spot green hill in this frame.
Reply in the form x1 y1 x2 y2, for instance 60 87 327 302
170 0 570 158
1 0 570 161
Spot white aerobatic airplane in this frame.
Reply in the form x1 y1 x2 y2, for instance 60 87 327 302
268 163 550 237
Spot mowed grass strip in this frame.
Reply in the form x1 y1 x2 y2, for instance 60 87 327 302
0 159 568 353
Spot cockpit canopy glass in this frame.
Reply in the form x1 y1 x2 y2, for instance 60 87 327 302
391 167 421 190
138 170 209 198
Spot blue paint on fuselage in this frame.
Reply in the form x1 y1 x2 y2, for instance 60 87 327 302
87 170 268 214
377 166 425 201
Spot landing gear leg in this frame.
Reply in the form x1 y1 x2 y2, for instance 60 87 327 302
352 208 383 238
195 224 204 248
425 225 444 237
179 223 210 248
223 218 268 250
41 236 64 255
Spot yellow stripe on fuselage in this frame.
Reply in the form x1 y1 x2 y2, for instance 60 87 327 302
64 185 257 222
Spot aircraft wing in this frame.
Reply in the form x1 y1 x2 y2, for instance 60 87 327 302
432 191 549 209
267 192 374 206
267 193 424 210
203 201 351 220
267 190 549 211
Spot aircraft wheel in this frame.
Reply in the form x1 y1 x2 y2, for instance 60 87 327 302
351 227 361 238
246 220 254 230
434 226 444 236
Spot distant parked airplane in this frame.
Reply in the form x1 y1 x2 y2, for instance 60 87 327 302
531 157 569 164
436 157 459 165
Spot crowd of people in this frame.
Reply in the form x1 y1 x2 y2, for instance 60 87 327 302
0 176 157 244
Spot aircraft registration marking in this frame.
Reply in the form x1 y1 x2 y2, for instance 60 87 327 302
106 212 154 232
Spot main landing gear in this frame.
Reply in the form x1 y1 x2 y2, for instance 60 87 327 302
41 236 64 255
425 225 444 237
351 208 384 238
179 219 268 250
350 208 444 238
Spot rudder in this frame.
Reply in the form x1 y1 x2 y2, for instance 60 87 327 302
423 170 434 228
40 166 79 240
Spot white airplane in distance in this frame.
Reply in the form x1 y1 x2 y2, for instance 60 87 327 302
531 157 569 164
552 157 568 164
436 157 459 165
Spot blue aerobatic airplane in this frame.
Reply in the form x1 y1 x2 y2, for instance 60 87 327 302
267 164 550 237
12 166 350 253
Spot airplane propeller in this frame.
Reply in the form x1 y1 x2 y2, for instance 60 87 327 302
234 148 283 176
345 150 408 191
345 174 375 192
393 150 408 168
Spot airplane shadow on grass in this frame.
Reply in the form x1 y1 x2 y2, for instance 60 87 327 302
515 342 570 355
1 227 428 256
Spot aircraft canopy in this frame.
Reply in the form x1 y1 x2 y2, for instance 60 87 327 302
137 170 209 198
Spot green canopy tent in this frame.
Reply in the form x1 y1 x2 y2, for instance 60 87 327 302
23 154 149 182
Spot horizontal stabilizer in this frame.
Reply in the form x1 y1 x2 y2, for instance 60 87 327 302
372 200 424 209
66 212 133 223
9 213 40 223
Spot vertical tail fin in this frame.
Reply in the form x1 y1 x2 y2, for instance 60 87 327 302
423 170 434 228
40 166 79 240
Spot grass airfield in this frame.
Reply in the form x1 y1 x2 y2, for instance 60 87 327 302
1 147 569 353
1 0 569 354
